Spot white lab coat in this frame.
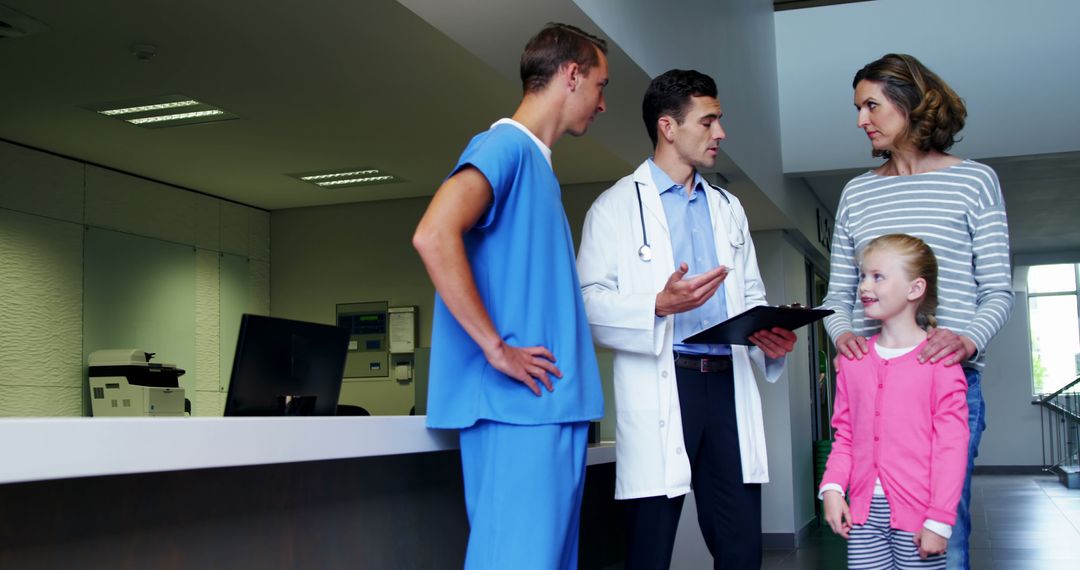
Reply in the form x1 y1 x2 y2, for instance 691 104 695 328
577 160 784 500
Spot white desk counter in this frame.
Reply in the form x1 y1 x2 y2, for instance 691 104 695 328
0 416 615 486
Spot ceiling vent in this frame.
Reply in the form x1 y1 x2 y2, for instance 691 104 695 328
0 3 48 39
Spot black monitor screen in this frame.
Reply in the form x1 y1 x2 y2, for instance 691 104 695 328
224 314 350 416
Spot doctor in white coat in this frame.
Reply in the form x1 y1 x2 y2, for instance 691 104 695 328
577 69 796 569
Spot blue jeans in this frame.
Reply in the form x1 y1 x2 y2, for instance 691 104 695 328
946 368 985 570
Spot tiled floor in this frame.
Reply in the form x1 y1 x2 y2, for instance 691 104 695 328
763 474 1080 569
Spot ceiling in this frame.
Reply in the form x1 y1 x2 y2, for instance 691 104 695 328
2 0 1076 260
776 0 1080 258
773 0 872 11
0 0 632 210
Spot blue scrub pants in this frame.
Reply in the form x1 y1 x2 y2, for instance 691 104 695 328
458 420 590 570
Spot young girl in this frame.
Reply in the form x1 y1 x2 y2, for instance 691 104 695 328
820 234 969 569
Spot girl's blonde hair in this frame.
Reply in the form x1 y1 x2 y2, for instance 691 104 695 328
860 234 939 329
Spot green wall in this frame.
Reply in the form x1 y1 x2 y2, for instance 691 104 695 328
0 140 269 417
270 182 620 438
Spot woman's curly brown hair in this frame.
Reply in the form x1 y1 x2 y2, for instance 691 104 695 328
853 54 966 159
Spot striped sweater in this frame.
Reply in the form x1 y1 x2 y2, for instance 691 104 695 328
822 159 1014 371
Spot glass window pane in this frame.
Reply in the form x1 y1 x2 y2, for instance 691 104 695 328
1027 264 1077 294
1028 294 1080 394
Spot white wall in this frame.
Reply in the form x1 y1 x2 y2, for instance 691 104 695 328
573 0 832 256
977 265 1044 466
0 205 83 415
270 197 431 416
754 231 816 537
570 0 825 545
270 181 621 423
776 0 1080 174
0 140 269 417
668 230 816 567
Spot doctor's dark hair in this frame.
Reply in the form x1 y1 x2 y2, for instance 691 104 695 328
860 234 940 329
520 23 607 94
642 69 718 148
853 53 966 160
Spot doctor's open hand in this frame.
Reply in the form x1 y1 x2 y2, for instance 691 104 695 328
750 327 797 359
483 340 562 396
655 263 728 317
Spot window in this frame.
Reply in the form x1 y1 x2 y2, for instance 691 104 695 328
1027 264 1080 395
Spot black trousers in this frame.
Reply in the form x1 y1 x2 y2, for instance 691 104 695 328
624 362 762 570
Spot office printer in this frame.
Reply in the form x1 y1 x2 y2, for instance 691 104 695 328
88 349 188 417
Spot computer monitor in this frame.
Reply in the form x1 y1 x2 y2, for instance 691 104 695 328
224 314 350 416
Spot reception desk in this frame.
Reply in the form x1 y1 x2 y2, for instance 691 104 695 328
0 417 621 569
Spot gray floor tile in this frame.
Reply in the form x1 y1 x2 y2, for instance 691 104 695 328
988 529 1080 540
990 547 1080 561
969 547 993 566
992 560 1063 569
760 474 1080 569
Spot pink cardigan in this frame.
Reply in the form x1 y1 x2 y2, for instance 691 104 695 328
821 337 969 532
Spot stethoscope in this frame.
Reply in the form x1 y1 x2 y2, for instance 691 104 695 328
633 180 745 262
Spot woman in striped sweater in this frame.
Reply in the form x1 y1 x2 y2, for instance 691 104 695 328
822 53 1013 570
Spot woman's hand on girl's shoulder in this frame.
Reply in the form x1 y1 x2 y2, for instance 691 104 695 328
834 332 869 364
919 327 976 366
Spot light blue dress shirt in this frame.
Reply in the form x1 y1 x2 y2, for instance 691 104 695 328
648 159 730 356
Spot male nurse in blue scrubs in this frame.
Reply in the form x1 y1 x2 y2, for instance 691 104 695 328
412 23 609 570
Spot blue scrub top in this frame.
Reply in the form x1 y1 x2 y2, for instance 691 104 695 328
427 122 604 429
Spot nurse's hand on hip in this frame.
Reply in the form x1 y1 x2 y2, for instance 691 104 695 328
655 263 728 317
483 339 562 397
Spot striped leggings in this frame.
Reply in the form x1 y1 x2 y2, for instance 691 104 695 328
848 495 947 569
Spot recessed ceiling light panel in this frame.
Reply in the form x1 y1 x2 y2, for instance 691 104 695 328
88 94 237 128
289 168 404 189
100 100 199 116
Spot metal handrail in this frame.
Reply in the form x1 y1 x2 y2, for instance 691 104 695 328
1034 375 1079 486
1041 400 1080 423
1034 374 1080 422
1038 374 1080 405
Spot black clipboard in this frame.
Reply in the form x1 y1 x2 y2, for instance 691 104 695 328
682 305 834 346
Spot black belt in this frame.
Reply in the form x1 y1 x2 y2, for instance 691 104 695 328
673 353 732 373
